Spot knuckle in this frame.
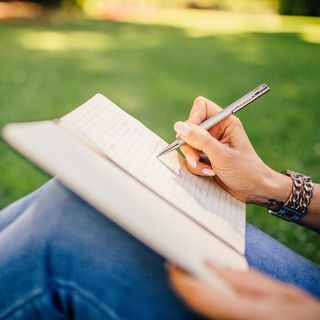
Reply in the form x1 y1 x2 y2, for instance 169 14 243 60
281 284 303 300
188 109 198 122
191 96 205 112
230 115 243 127
189 128 212 151
186 164 199 175
193 96 204 106
201 130 213 146
186 126 197 141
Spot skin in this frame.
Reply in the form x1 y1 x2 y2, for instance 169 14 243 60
169 262 320 320
168 96 320 319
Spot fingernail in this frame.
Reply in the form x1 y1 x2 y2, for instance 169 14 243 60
202 168 215 176
174 121 192 137
185 154 197 168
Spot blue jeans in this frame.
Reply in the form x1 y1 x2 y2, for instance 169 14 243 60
0 179 319 319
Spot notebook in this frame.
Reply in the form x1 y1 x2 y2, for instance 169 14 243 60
1 93 247 294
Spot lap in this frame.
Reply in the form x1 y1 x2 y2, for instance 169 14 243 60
0 179 319 319
0 183 47 232
0 179 201 319
245 224 320 298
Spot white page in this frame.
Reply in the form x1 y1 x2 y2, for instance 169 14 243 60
1 121 248 295
59 94 246 253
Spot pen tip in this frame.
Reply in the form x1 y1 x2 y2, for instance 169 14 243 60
156 150 168 158
157 140 182 158
157 146 173 158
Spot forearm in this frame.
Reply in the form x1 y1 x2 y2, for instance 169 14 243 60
299 183 320 231
251 169 320 232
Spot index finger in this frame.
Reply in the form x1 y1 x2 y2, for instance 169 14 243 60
168 264 254 320
204 261 289 296
188 96 223 125
187 96 242 141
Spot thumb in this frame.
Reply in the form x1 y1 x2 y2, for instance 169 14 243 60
174 121 224 158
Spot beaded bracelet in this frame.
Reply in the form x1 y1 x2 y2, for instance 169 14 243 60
268 170 313 222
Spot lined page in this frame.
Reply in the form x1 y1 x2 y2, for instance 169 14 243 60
59 94 245 253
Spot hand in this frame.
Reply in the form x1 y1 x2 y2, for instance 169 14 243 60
174 96 292 204
168 262 320 320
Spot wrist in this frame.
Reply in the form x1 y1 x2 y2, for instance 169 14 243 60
249 169 292 207
267 170 293 203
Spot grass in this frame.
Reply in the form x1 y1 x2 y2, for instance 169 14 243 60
0 9 319 263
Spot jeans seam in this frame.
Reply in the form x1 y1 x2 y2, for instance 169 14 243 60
48 278 123 320
0 289 44 320
0 279 123 320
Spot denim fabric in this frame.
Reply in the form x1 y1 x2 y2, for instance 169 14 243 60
245 224 320 298
0 185 47 232
0 179 319 319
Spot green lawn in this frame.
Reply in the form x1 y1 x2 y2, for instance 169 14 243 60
0 9 319 263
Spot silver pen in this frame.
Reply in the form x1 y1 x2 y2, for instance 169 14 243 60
157 83 270 158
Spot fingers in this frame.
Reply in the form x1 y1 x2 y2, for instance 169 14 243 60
168 264 251 319
168 263 320 320
188 96 222 125
168 265 255 320
180 144 215 177
204 260 289 296
188 96 242 141
175 96 250 182
174 121 226 161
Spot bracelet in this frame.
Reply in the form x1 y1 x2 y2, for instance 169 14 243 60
268 170 313 222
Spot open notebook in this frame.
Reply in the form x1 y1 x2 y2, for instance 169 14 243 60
2 94 247 293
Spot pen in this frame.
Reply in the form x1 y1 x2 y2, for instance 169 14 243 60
157 83 270 158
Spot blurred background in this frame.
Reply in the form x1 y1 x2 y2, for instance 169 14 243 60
0 0 319 263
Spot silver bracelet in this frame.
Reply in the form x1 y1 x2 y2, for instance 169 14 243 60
268 170 313 222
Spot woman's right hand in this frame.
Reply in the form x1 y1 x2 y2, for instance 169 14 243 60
174 96 292 205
